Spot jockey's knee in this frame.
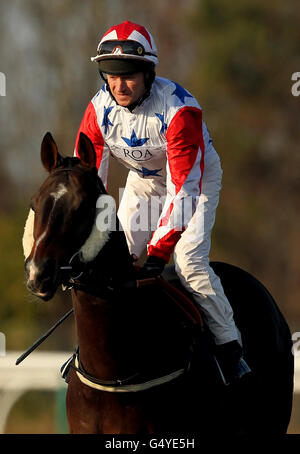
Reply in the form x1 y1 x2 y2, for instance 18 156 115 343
174 254 211 286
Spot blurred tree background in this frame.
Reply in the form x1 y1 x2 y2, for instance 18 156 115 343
0 0 299 433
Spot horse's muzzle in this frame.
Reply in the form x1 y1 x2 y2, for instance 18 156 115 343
25 257 59 301
26 279 55 301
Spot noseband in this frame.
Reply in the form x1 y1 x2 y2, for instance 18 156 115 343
60 251 85 284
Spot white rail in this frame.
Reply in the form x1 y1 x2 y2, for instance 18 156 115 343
0 351 299 434
0 351 71 433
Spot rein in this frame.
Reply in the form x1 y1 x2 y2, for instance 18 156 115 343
59 249 202 328
58 274 202 393
17 271 201 392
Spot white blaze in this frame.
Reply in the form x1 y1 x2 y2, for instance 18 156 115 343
23 184 67 260
50 183 67 201
23 187 112 274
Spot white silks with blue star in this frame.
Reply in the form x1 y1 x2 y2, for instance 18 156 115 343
75 76 216 263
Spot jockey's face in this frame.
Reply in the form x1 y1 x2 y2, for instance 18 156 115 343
106 72 146 107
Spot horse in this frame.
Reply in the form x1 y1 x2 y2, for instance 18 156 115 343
23 131 294 434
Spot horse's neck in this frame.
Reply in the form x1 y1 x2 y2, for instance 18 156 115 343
91 228 135 284
72 229 136 379
71 289 121 379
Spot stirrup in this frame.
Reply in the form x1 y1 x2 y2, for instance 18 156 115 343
214 356 251 386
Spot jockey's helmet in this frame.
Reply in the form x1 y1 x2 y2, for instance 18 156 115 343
91 21 158 76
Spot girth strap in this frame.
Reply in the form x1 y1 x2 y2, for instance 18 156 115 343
62 348 187 393
73 354 186 393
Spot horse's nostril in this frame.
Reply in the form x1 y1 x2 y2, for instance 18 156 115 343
27 280 35 292
26 276 55 300
25 258 58 299
39 277 53 293
25 259 40 283
27 280 41 296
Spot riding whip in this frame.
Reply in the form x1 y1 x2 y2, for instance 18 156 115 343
15 308 74 365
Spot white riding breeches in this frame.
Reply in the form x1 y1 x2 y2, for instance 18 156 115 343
118 151 239 345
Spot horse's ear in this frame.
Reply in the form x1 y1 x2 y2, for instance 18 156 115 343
77 133 97 168
41 132 63 172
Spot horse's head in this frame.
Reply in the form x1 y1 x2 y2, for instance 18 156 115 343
23 132 111 300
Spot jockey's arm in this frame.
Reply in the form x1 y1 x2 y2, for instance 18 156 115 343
147 106 205 263
74 100 110 189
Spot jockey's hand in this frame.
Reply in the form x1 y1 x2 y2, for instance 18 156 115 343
130 253 138 263
142 255 166 278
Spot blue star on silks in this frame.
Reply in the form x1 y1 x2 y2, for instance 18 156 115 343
102 106 114 134
121 130 149 147
155 113 167 134
171 81 193 103
136 167 162 178
101 84 106 92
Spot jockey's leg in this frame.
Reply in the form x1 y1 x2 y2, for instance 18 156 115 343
174 257 239 345
117 170 164 258
173 151 250 384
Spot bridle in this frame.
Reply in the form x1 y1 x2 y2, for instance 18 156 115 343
42 165 107 289
60 251 85 287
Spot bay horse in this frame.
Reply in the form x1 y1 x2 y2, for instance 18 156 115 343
23 132 294 434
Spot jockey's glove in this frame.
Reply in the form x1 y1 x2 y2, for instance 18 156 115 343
142 255 166 278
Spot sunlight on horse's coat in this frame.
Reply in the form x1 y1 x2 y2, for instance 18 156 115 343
28 260 38 281
22 185 67 261
22 203 113 265
22 208 35 259
33 231 47 258
22 208 47 267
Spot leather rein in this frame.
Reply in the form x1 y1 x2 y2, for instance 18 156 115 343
17 239 203 391
58 254 203 393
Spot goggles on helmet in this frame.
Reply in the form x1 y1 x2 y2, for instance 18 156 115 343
96 40 157 59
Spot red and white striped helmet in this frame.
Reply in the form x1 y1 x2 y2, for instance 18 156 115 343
91 21 158 68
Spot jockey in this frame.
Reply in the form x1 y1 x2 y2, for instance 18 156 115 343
74 20 251 385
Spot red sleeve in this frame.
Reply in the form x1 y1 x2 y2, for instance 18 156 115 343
147 106 205 262
166 106 205 194
74 101 104 171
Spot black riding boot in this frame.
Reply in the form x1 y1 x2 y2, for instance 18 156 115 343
214 340 251 386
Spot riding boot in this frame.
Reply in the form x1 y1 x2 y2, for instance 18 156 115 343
214 340 251 386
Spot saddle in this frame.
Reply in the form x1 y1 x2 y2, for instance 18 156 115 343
135 264 204 328
61 266 205 388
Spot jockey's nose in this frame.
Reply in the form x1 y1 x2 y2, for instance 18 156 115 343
117 77 128 92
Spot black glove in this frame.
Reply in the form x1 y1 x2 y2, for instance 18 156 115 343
142 255 166 278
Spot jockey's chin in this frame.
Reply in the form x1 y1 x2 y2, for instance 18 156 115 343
106 72 146 107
